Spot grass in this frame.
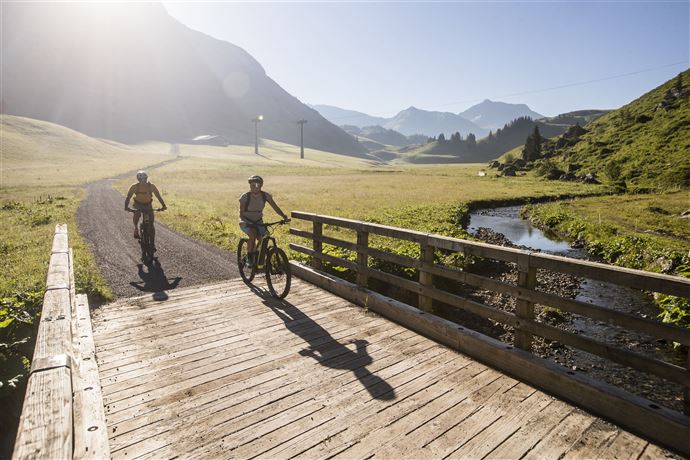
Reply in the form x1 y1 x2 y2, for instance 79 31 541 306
523 191 690 328
0 115 173 433
111 140 604 261
499 70 690 191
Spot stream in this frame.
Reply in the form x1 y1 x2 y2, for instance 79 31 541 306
467 206 685 412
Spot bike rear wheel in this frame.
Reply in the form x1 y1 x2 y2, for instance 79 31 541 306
140 223 154 266
237 238 256 283
265 247 291 298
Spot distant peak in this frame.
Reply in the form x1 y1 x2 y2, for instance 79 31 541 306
482 99 492 103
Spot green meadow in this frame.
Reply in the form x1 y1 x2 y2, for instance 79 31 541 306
112 140 603 257
1 114 688 414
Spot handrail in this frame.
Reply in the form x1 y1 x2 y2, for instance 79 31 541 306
12 225 109 460
289 211 690 455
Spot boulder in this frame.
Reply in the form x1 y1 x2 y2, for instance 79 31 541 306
582 173 600 184
502 166 516 176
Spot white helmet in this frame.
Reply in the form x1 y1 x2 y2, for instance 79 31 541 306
136 170 148 182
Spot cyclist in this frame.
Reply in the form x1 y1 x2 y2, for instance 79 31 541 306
124 170 167 242
239 175 288 267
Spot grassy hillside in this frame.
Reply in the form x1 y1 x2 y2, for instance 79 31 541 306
1 115 172 187
500 71 690 190
403 112 604 164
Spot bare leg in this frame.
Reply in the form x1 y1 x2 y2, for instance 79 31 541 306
247 228 257 253
133 211 141 237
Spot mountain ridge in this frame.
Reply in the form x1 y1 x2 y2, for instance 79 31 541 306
1 3 366 156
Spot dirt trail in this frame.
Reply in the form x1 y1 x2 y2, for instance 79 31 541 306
77 178 238 298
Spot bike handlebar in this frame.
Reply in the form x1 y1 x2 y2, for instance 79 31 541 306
126 208 165 213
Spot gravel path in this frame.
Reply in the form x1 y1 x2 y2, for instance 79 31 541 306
77 178 239 298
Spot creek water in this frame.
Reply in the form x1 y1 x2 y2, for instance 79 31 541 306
467 206 684 411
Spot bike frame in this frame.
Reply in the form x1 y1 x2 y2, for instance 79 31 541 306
248 222 282 269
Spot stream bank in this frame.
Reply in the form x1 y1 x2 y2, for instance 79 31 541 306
462 206 685 413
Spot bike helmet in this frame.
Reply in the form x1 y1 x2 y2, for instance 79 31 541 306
136 170 148 182
248 175 263 185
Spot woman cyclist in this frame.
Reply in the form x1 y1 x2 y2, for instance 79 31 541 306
239 175 288 266
124 170 167 242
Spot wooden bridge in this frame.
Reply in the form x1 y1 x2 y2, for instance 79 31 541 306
12 215 690 459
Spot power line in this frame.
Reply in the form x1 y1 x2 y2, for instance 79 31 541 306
322 60 690 120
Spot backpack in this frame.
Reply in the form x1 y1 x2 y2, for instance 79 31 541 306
243 191 268 213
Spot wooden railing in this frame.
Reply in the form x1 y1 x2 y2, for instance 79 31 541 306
12 225 109 460
288 211 690 456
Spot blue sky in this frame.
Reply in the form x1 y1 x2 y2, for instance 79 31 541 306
164 1 689 117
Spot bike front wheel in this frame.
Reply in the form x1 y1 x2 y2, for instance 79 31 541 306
237 238 256 283
265 247 291 298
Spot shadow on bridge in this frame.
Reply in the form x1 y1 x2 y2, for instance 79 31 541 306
130 259 182 295
249 285 396 401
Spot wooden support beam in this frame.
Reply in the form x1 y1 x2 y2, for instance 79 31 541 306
514 253 537 352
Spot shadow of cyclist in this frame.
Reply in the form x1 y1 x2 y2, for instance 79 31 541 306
130 259 182 294
249 285 395 401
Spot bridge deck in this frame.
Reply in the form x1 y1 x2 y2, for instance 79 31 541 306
93 278 669 459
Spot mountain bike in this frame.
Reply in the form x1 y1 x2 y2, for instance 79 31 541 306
127 207 163 266
237 220 291 298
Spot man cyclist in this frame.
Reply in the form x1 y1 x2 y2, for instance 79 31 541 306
124 170 167 241
239 175 288 266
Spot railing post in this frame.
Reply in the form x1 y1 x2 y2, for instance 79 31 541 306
312 220 323 270
683 347 690 415
418 238 434 313
356 230 369 288
515 252 537 351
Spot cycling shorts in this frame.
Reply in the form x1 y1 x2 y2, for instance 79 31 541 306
240 221 267 237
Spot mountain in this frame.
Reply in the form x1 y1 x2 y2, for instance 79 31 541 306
402 110 607 164
459 99 544 131
310 105 387 129
1 3 366 156
384 106 487 138
499 70 690 189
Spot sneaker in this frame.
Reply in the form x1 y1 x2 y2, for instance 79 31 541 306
133 229 140 239
247 252 256 268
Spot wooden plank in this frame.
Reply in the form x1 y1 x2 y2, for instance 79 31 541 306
110 330 436 458
293 211 690 297
368 267 420 294
292 211 428 243
333 374 519 459
289 243 358 270
367 245 421 269
312 220 323 270
531 252 690 298
429 233 523 263
418 239 434 313
13 224 75 460
484 401 575 459
273 360 485 459
419 284 690 387
561 419 620 460
12 368 73 460
73 294 111 460
524 410 596 459
425 263 690 347
356 230 369 288
290 262 690 457
596 430 650 460
108 326 422 446
289 228 359 252
514 253 536 351
451 390 555 459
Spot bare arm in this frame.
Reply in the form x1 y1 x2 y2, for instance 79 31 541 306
266 195 288 219
239 196 254 223
124 185 135 210
151 184 167 209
